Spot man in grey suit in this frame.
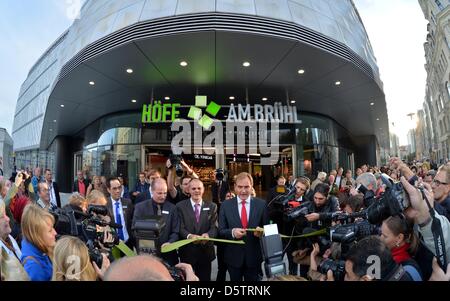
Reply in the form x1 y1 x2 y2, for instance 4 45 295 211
132 178 179 266
219 172 269 281
176 178 217 281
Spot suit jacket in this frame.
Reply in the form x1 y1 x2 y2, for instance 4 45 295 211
107 197 135 247
211 181 230 204
49 182 61 208
176 199 218 264
219 197 269 269
132 199 179 246
72 179 90 195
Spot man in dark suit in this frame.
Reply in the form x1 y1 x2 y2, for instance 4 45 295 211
132 178 179 266
44 169 61 208
219 172 269 281
176 178 217 281
72 170 90 197
106 177 135 249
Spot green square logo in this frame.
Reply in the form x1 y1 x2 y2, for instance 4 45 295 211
188 106 202 120
195 95 207 107
206 101 221 117
198 115 214 130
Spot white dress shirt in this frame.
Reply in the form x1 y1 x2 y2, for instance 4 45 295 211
111 197 130 242
237 196 251 221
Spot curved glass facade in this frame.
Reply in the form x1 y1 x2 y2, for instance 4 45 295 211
55 110 357 188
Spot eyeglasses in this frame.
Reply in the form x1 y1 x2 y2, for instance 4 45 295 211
432 179 449 186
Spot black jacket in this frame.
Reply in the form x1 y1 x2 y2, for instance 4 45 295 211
133 199 179 265
306 196 339 229
72 179 90 194
218 197 269 269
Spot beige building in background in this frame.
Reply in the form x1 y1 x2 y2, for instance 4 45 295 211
419 0 450 163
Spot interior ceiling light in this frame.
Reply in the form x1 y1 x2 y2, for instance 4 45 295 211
180 61 188 67
243 61 251 67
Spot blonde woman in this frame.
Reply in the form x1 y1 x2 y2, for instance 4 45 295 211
52 236 110 281
86 176 103 198
20 204 57 281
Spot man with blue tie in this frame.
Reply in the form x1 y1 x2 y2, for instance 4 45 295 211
219 172 269 281
176 178 217 281
106 177 135 249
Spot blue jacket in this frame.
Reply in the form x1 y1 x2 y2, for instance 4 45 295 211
20 239 53 281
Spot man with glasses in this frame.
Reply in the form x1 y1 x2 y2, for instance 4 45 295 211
432 165 450 221
106 177 135 249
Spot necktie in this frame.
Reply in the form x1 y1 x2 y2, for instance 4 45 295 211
241 200 248 229
114 201 125 241
194 203 200 223
156 204 162 216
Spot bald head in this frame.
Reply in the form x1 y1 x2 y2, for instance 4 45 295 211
104 255 173 281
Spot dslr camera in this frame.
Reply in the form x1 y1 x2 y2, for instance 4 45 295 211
366 174 410 224
169 154 184 177
215 168 226 181
329 219 379 244
318 258 346 281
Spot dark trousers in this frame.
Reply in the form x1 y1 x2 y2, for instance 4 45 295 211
228 266 258 281
192 259 212 281
216 243 228 281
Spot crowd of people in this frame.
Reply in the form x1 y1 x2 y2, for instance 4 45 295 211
1 157 449 282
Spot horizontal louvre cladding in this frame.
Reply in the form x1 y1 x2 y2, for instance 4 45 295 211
58 13 374 83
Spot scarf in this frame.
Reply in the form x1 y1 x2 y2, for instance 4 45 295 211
391 243 411 264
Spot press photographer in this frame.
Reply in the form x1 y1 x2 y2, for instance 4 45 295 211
166 156 198 204
132 178 179 266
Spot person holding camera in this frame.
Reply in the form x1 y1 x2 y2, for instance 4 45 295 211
211 168 230 207
20 204 57 281
304 183 339 229
133 178 180 266
389 157 450 280
52 236 110 281
219 172 269 281
176 178 217 281
321 236 415 281
166 158 198 205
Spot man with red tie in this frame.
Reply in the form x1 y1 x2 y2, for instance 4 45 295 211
218 172 269 281
176 178 217 281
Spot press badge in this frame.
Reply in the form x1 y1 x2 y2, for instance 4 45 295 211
203 208 210 211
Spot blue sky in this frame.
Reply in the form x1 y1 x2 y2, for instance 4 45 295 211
0 0 75 135
0 0 428 145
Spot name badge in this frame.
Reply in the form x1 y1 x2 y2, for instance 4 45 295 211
202 207 210 211
162 210 169 215
122 206 128 209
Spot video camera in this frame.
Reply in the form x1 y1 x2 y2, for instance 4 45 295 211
50 205 121 268
132 216 185 281
169 154 184 177
329 219 379 244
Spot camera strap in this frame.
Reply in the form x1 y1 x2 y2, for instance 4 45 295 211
420 189 448 269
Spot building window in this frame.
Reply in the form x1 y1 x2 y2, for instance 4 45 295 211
434 0 444 11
